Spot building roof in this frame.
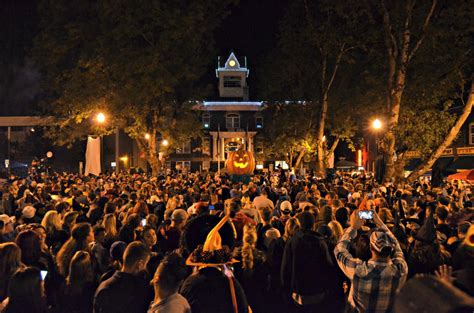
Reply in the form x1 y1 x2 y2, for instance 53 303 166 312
0 116 55 127
194 101 263 111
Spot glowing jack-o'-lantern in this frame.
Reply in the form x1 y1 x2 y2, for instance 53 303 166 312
226 149 255 175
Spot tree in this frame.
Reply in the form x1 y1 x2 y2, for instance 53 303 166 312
258 1 370 174
33 0 236 175
374 0 473 181
406 81 473 182
260 102 317 169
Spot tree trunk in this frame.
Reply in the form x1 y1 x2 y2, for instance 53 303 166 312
316 94 328 177
149 155 161 177
406 82 474 183
382 11 411 181
294 148 306 169
136 133 162 177
325 136 340 167
381 0 437 182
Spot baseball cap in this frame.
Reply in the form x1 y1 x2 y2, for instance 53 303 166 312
370 230 394 252
280 201 292 214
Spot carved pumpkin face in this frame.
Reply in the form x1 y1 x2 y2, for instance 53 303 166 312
226 149 255 175
233 151 250 168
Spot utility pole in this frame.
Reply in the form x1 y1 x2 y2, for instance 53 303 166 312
115 127 120 174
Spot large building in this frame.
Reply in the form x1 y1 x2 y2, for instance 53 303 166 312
1 53 473 177
166 52 266 172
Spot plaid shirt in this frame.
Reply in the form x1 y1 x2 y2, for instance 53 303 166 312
334 225 408 313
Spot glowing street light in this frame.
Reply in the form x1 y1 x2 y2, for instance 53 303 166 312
96 112 106 124
161 139 169 147
144 133 151 140
372 118 382 130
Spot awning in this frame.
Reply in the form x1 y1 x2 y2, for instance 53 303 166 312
448 170 474 182
405 156 474 172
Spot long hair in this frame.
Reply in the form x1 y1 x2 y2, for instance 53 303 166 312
66 251 93 294
0 243 23 299
328 221 344 243
0 243 23 277
15 230 41 266
242 224 257 270
132 200 149 216
41 211 61 234
283 217 300 241
56 223 92 277
102 213 117 237
5 267 45 313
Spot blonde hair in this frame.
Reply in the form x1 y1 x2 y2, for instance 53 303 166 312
242 224 257 270
102 213 118 237
41 210 62 234
283 217 300 241
328 221 344 242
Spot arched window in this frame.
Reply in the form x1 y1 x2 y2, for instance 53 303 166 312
202 113 211 128
226 113 240 129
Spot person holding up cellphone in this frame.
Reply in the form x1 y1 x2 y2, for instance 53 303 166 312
334 208 408 313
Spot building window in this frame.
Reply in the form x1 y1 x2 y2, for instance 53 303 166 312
226 113 240 129
223 76 241 88
176 140 191 154
202 113 211 128
470 123 474 145
255 116 263 129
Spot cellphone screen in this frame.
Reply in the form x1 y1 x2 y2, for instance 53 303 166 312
208 205 215 211
40 270 48 281
358 210 374 220
140 219 146 227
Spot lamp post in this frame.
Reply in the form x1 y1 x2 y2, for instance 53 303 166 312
371 118 383 176
95 112 120 174
161 139 169 171
95 113 106 173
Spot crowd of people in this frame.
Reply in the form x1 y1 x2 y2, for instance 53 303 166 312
0 168 473 313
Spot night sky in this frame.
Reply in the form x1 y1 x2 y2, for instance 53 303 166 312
0 0 287 115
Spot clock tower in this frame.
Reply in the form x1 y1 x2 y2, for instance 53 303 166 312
216 52 249 100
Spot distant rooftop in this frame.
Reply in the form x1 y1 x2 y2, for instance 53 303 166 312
194 101 263 111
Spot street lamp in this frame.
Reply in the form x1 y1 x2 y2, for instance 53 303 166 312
372 118 382 130
96 112 106 124
144 133 151 140
371 118 383 179
161 139 169 147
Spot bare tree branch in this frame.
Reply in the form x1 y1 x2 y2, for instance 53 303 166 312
381 0 399 58
326 136 340 157
408 0 437 61
325 43 346 94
